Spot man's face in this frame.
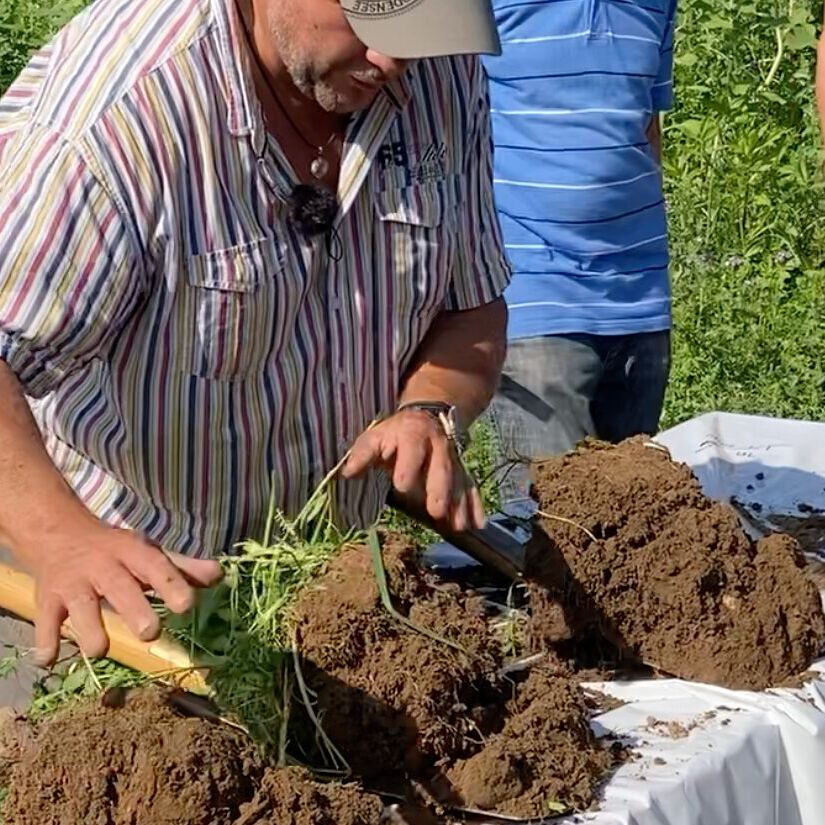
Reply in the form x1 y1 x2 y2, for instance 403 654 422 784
263 0 410 113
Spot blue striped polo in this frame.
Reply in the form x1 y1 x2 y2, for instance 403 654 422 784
483 0 676 339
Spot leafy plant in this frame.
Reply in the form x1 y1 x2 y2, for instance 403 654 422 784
662 0 825 426
0 0 87 92
28 657 147 720
160 463 357 762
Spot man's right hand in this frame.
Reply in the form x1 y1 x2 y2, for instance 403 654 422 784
0 362 223 666
28 523 222 666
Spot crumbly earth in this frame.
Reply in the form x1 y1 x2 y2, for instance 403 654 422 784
445 668 612 817
292 538 498 782
293 538 613 816
234 768 384 825
526 438 825 690
0 709 34 787
3 687 263 825
0 539 615 823
9 440 819 819
1 689 384 825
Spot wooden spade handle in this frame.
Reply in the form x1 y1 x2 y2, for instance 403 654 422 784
0 561 209 694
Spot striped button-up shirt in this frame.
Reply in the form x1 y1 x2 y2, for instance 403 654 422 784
0 0 509 556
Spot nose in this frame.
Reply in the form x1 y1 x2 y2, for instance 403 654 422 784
364 50 409 81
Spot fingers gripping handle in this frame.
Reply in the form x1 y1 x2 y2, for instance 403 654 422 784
0 561 209 694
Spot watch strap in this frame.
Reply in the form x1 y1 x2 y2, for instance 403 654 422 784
397 401 468 453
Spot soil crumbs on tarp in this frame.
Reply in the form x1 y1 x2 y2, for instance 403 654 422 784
1 688 383 825
293 538 614 817
526 438 825 690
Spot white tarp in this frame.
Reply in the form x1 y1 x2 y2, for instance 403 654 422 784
516 412 825 825
557 670 825 825
657 411 825 555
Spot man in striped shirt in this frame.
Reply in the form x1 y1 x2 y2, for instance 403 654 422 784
484 0 676 510
0 0 509 667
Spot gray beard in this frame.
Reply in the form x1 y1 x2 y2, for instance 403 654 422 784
290 68 343 113
268 12 344 112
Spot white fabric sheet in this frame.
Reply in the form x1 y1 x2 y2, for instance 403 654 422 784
547 675 825 825
656 412 825 555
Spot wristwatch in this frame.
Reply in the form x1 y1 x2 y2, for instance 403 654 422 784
397 401 469 454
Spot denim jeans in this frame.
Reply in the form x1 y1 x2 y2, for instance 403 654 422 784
488 331 671 512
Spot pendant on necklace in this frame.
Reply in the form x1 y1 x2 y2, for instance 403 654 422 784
310 154 329 180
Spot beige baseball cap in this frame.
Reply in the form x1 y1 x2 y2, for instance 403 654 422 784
341 0 501 59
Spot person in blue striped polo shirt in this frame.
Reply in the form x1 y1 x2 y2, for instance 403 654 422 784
483 0 677 510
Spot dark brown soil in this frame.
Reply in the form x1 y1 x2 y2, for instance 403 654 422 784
1 689 386 825
293 538 498 782
293 538 613 816
526 438 825 690
445 668 612 817
0 710 33 787
3 687 264 825
234 768 383 825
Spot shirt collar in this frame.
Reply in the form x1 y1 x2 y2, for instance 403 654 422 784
213 0 264 148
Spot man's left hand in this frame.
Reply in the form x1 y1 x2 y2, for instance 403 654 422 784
342 410 485 533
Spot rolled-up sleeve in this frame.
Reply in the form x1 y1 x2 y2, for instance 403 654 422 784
445 60 512 312
652 0 677 112
0 126 144 398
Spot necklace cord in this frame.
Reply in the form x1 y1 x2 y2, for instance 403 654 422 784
234 0 339 238
234 0 340 155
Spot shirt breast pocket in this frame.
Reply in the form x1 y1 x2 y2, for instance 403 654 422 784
373 179 460 331
178 238 285 381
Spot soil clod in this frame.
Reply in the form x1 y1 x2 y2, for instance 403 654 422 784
1 689 386 825
234 768 384 825
293 539 614 817
3 687 264 825
445 668 612 817
526 438 825 690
